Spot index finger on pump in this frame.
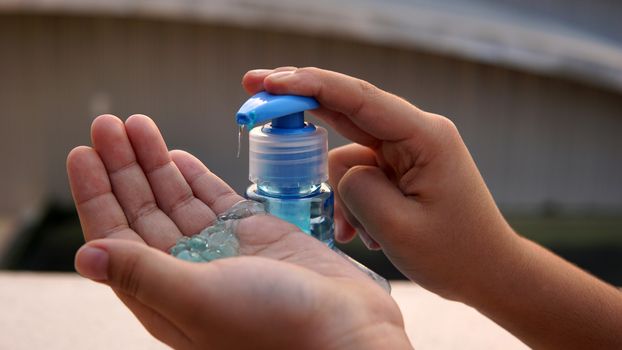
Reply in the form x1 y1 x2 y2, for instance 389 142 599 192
245 67 433 143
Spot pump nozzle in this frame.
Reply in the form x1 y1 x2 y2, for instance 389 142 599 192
236 91 328 190
236 92 319 129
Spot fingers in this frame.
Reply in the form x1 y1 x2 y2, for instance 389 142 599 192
328 144 378 245
338 165 416 248
124 115 216 235
91 115 182 250
242 66 297 94
243 67 434 145
309 107 378 148
67 146 144 243
170 150 244 215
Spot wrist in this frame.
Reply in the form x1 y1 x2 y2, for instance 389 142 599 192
452 224 527 306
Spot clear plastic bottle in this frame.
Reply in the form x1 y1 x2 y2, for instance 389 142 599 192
237 93 335 244
246 182 334 246
237 92 389 291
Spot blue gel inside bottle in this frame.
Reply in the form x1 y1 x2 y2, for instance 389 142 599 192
247 182 334 247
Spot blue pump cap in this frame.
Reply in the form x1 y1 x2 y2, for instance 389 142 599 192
236 92 328 189
236 91 319 130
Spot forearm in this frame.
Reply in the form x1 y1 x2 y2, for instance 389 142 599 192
463 232 622 349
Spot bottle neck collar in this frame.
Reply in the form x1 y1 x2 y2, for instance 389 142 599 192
257 183 321 198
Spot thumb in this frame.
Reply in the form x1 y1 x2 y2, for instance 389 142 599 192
74 239 204 319
338 165 413 248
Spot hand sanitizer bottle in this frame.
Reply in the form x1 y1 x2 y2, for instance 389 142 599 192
236 92 334 246
237 92 391 292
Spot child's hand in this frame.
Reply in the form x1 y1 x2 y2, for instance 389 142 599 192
243 67 517 301
243 68 622 349
68 115 410 350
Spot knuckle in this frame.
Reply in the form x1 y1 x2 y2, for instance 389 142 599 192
432 114 461 142
168 191 194 216
352 79 381 116
129 201 159 226
357 79 379 96
117 253 142 297
337 165 369 195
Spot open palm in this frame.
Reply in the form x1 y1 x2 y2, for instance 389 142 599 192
67 114 406 350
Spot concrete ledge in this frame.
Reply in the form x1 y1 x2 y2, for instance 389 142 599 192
0 273 528 349
2 0 622 92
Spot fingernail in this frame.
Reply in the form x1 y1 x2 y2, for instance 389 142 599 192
76 246 109 281
357 229 382 251
247 69 272 76
267 70 295 82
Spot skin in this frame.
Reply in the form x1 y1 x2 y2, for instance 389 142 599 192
242 67 622 348
69 67 622 349
68 114 410 350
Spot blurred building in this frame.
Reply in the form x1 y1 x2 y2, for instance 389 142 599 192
1 0 621 224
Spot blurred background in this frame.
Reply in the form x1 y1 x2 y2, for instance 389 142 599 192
1 0 621 284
